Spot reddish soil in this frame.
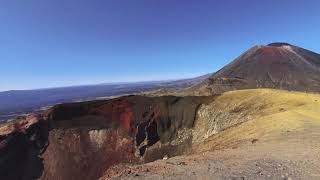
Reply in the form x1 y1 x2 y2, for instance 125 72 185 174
258 46 277 55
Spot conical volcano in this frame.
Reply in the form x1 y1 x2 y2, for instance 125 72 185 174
192 42 320 95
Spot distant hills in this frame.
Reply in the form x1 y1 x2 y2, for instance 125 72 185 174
0 75 210 122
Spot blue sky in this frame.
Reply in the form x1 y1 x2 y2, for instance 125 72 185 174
1 0 320 91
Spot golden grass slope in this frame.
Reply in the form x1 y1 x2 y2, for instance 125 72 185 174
193 88 320 152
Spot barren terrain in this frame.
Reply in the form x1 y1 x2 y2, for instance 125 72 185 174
101 89 320 179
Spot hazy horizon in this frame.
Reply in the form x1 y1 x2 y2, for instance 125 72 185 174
0 71 209 92
1 0 320 91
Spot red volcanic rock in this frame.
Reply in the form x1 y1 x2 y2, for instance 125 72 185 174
0 113 43 136
40 128 138 180
89 98 133 132
0 114 49 180
258 46 277 55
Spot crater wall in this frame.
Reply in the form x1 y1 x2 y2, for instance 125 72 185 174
0 95 215 180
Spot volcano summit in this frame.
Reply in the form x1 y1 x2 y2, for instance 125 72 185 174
189 43 320 95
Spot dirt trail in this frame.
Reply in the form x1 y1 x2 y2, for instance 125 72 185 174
107 141 320 180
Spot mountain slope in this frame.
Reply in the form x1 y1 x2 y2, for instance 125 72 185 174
187 43 320 95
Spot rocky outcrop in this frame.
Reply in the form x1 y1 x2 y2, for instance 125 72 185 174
0 95 214 180
0 115 49 180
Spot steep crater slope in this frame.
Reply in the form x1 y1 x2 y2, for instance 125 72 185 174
0 95 214 180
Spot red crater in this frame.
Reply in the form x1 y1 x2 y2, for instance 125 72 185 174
257 46 278 55
90 98 134 133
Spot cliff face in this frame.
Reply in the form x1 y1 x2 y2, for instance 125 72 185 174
0 115 49 180
0 95 214 180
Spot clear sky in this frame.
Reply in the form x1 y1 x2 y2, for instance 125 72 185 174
1 0 320 91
